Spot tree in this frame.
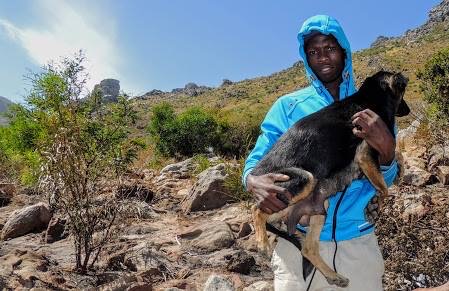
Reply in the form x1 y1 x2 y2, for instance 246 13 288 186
19 51 143 273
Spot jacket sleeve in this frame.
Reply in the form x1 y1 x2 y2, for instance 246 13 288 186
242 98 290 189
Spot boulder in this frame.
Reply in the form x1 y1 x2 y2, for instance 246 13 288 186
243 281 274 291
182 164 231 213
436 166 449 185
225 250 256 275
160 158 196 178
203 274 235 291
178 221 235 253
2 203 51 240
0 183 15 207
45 216 68 243
396 120 420 151
94 79 120 103
427 144 449 171
237 222 252 238
402 166 434 187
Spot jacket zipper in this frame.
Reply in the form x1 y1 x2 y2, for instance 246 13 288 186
332 186 348 241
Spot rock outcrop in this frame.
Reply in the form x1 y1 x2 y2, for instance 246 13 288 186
93 79 120 103
181 164 231 213
2 203 51 240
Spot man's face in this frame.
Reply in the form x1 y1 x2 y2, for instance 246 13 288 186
304 33 345 85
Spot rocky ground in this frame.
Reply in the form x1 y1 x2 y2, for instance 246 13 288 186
0 120 448 291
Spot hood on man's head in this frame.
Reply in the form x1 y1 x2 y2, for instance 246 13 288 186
297 15 356 100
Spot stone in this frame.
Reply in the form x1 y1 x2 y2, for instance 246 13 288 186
2 203 51 240
45 216 68 243
182 164 231 213
0 183 15 207
404 157 427 170
402 166 434 187
396 120 421 151
225 251 256 275
237 222 252 238
117 183 154 203
436 166 449 185
427 144 449 171
93 79 120 103
178 221 235 253
243 281 274 291
203 274 235 291
160 158 196 177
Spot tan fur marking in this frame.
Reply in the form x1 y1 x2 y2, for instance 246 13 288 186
289 171 316 204
302 215 349 287
356 141 388 207
252 205 271 255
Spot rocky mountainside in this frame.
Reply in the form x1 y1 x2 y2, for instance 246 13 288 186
132 0 449 130
0 1 448 291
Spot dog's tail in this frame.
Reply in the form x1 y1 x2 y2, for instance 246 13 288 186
266 223 314 280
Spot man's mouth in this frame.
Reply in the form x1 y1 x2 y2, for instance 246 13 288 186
320 66 334 73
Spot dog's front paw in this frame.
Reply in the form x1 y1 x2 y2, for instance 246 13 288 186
326 273 349 287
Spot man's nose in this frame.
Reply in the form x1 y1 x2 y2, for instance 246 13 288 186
317 50 329 62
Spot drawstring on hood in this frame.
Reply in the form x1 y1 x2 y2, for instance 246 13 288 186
297 15 357 104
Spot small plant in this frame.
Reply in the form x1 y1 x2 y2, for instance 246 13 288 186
224 159 252 206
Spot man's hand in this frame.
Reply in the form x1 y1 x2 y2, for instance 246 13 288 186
246 173 292 214
351 109 395 165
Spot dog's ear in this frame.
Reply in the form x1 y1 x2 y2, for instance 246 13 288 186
396 98 410 117
379 79 390 92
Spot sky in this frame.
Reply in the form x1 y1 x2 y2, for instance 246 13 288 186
0 0 442 103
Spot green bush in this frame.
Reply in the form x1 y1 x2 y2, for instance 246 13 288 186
148 104 219 157
417 47 449 119
148 103 260 159
215 118 260 159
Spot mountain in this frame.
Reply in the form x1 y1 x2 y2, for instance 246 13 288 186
132 1 449 128
0 96 13 125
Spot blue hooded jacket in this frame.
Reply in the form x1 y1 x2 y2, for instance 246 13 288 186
242 15 398 241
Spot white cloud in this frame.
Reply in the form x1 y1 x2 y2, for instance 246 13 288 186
0 0 122 94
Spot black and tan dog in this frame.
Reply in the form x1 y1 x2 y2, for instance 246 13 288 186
251 71 410 287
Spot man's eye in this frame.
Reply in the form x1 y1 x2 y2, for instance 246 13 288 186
308 50 316 55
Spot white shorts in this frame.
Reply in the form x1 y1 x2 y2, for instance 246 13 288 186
271 232 384 291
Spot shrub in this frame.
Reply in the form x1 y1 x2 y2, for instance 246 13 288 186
417 47 449 120
215 118 260 159
19 52 143 273
148 104 218 157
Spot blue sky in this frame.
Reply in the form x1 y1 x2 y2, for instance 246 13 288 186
0 0 441 103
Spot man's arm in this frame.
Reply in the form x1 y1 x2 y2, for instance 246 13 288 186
352 108 399 222
242 98 293 214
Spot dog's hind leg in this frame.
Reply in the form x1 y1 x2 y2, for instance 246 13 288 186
276 167 316 205
252 205 271 256
302 215 350 287
356 141 388 208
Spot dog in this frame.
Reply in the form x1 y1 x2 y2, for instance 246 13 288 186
251 71 410 287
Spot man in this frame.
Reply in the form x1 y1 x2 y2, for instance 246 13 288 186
243 15 399 290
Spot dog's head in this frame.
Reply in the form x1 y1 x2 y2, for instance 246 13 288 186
367 71 410 117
